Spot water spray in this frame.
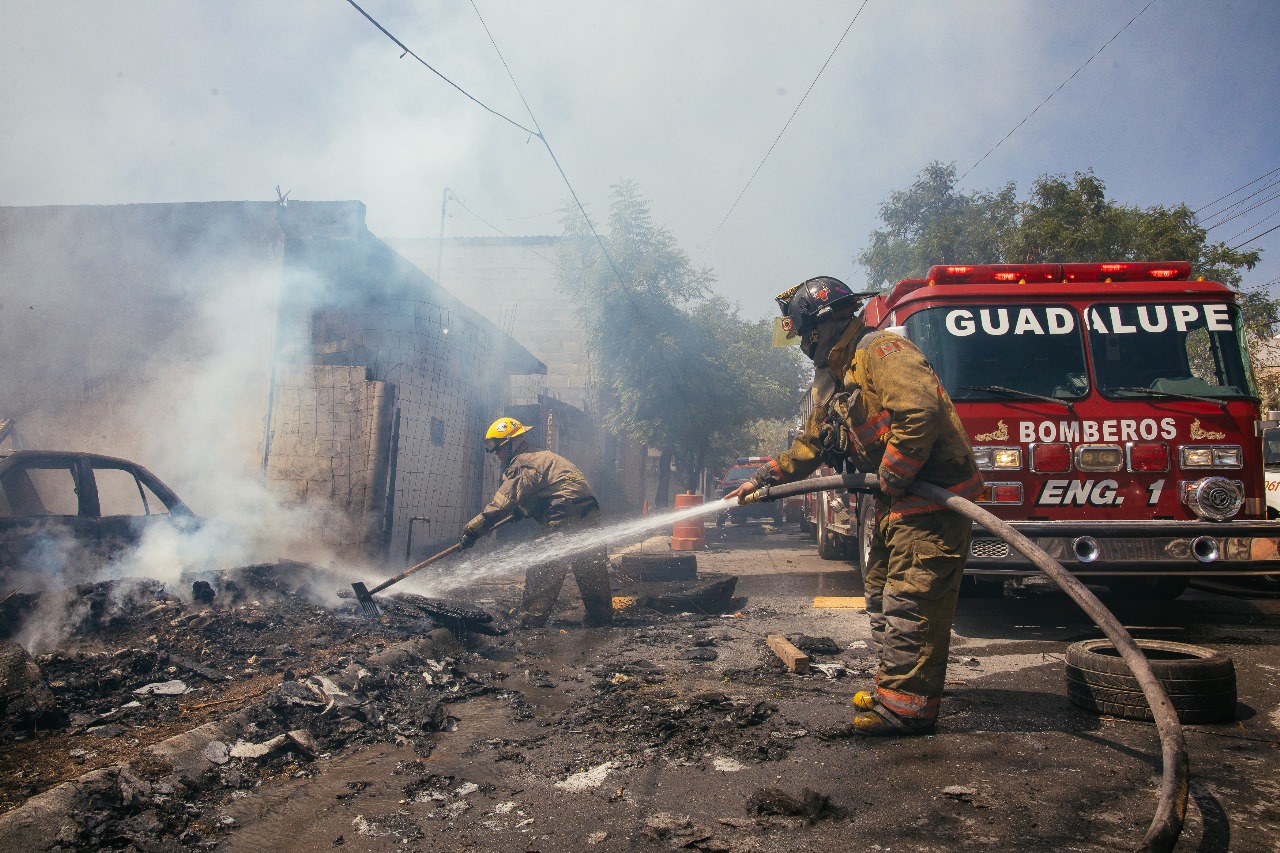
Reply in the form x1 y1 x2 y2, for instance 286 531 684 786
745 472 1187 853
393 498 734 599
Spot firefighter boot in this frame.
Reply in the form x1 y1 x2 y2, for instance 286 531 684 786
851 691 875 711
851 704 936 737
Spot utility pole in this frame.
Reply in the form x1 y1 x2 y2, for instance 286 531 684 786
435 187 453 285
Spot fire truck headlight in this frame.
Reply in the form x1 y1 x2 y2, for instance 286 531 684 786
1075 444 1124 472
1182 477 1244 521
1212 446 1243 468
972 446 1022 470
1180 445 1243 469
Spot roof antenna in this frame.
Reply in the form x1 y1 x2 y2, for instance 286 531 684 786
275 185 291 207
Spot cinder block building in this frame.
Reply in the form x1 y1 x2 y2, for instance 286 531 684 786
386 235 660 513
0 201 544 563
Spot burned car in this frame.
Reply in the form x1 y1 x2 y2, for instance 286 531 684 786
0 450 194 578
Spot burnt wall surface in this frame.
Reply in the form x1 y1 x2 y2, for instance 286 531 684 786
385 236 657 516
280 230 545 560
0 202 544 563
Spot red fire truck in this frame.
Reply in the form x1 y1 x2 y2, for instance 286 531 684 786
809 261 1280 599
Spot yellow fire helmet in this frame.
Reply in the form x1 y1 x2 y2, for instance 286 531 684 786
484 417 532 452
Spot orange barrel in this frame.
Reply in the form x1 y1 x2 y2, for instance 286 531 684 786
671 491 706 551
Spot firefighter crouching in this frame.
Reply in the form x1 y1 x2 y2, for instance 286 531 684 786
727 277 982 736
460 417 613 629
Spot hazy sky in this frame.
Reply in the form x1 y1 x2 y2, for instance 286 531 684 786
4 1 1278 315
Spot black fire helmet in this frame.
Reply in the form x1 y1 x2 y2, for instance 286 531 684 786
774 276 874 341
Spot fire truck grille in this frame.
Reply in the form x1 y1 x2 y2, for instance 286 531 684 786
971 539 1009 559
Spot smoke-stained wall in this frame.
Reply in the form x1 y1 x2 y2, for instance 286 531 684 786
0 201 543 570
386 235 653 515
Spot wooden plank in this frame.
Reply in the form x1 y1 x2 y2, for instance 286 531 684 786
812 596 866 609
765 634 810 674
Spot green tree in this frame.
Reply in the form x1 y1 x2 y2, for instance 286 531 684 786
558 181 806 506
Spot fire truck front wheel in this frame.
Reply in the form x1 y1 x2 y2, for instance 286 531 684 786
1105 577 1189 601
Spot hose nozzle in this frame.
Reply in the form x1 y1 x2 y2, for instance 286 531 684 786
741 485 771 505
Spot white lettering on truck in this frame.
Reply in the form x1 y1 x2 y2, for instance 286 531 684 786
1037 479 1123 506
1019 418 1176 443
946 307 1076 337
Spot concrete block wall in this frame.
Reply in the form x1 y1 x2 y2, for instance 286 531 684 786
303 296 510 561
265 364 389 556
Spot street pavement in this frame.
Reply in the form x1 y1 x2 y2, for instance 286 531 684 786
215 518 1280 853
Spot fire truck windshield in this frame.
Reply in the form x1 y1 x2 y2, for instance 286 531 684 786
904 304 1090 402
903 301 1257 403
1086 302 1255 399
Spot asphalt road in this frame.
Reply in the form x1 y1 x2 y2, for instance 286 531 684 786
215 518 1280 853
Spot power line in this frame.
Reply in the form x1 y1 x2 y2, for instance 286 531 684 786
344 0 536 136
1225 206 1280 246
446 192 569 272
468 0 631 293
345 0 632 303
1199 173 1280 228
1235 221 1280 250
1194 166 1280 216
1205 186 1280 232
700 0 872 259
957 0 1156 185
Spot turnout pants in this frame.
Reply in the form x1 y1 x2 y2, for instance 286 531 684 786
862 500 971 722
520 513 613 627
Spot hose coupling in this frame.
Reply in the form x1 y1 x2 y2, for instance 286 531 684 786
742 484 770 505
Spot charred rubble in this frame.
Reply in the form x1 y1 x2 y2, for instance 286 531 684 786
0 557 811 851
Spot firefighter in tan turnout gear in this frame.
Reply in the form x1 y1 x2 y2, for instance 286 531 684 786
460 417 613 629
728 277 982 735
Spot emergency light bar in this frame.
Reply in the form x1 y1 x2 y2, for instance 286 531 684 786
925 261 1193 286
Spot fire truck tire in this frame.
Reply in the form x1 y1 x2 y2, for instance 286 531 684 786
856 498 875 570
1105 577 1189 600
617 553 698 582
1065 639 1237 724
815 493 838 559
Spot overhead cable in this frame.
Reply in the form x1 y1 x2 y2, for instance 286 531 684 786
344 0 537 136
699 0 872 259
1199 173 1280 227
1235 221 1280 250
1194 166 1280 216
447 192 569 272
1225 206 1280 246
467 0 630 292
957 0 1156 185
1205 186 1280 232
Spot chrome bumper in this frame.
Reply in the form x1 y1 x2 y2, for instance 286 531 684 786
966 519 1280 577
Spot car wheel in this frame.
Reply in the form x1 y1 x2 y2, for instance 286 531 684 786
1106 577 1189 600
1065 639 1236 723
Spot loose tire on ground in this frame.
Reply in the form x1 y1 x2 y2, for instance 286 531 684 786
617 552 698 582
1064 639 1236 724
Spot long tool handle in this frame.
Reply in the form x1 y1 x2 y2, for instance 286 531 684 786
367 515 513 596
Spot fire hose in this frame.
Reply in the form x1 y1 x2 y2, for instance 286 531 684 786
744 472 1188 853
